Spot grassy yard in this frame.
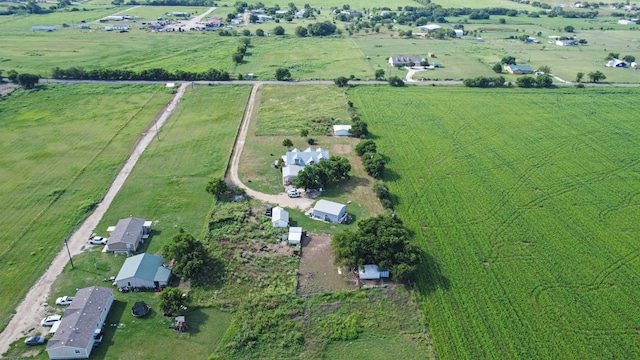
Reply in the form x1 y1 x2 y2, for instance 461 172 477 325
349 85 640 359
0 84 172 333
2 251 231 360
237 85 382 229
94 84 251 249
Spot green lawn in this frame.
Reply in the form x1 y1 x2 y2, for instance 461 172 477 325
95 85 251 248
0 84 172 333
348 85 640 359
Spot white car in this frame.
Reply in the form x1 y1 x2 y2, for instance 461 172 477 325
287 189 301 198
55 296 74 306
88 236 107 245
41 315 62 326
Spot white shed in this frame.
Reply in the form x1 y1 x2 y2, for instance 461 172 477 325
454 29 463 37
312 200 347 223
288 227 303 245
333 125 352 136
272 206 289 228
358 265 390 280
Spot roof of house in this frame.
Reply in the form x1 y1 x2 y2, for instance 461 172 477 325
288 227 303 241
46 286 113 351
313 199 346 216
282 147 329 167
359 264 379 276
333 125 352 133
390 55 423 64
606 59 628 67
272 206 289 224
506 64 533 72
115 253 170 283
108 217 145 249
282 165 305 178
420 24 441 30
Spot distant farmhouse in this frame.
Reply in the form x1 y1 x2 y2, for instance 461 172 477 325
505 64 534 74
605 59 629 68
32 26 56 31
419 24 440 32
618 19 636 25
281 147 329 185
389 55 424 67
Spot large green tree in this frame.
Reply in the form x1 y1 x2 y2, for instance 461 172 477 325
17 73 39 89
163 230 223 286
588 70 606 82
332 215 421 282
275 68 291 81
159 287 189 315
355 139 377 156
206 178 229 200
292 156 351 190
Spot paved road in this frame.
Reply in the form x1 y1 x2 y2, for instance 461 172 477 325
0 83 188 355
227 83 314 211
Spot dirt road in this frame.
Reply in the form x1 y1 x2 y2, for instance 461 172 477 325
227 83 314 211
0 83 188 355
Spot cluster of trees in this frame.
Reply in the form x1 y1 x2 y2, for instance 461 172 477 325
291 156 351 190
355 139 386 179
463 76 506 88
294 21 338 37
159 288 189 315
232 38 251 64
1 0 52 15
373 180 393 209
605 52 636 63
4 70 40 89
206 178 230 200
332 215 421 282
162 229 224 286
51 66 230 81
516 75 553 88
346 101 368 138
235 1 317 20
388 76 405 87
275 68 291 81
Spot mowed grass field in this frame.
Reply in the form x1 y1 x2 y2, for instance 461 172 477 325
95 85 251 248
348 86 640 359
0 84 172 333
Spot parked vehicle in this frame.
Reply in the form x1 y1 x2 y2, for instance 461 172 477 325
55 296 74 306
287 189 301 198
265 205 273 216
24 336 47 346
41 315 62 326
88 236 107 245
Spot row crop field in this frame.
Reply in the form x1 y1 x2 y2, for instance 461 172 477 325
0 84 173 332
348 86 640 359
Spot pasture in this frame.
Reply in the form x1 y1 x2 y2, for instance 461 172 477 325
348 85 640 359
0 84 172 333
95 85 251 248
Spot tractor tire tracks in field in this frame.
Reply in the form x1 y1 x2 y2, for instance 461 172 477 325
0 83 188 354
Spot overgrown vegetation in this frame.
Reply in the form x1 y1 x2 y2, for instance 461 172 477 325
332 215 420 282
51 66 231 81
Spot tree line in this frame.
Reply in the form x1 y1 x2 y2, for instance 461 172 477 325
50 66 230 81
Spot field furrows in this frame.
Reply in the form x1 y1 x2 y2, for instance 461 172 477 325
349 86 640 359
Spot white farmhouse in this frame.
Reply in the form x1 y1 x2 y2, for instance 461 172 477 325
281 147 329 185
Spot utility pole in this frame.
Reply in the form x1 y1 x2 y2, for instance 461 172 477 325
64 238 74 269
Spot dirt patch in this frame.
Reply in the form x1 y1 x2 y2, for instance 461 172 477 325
21 349 41 357
0 82 19 97
297 234 357 296
331 144 352 155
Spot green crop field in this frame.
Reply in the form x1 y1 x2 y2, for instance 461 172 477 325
0 84 172 333
95 85 251 247
348 85 640 359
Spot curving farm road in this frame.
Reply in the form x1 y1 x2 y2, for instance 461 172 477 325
227 83 314 211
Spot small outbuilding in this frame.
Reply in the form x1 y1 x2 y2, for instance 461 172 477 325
115 253 171 289
288 227 303 245
333 125 352 136
453 29 463 38
312 200 347 223
358 264 390 280
605 59 629 68
272 206 289 228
